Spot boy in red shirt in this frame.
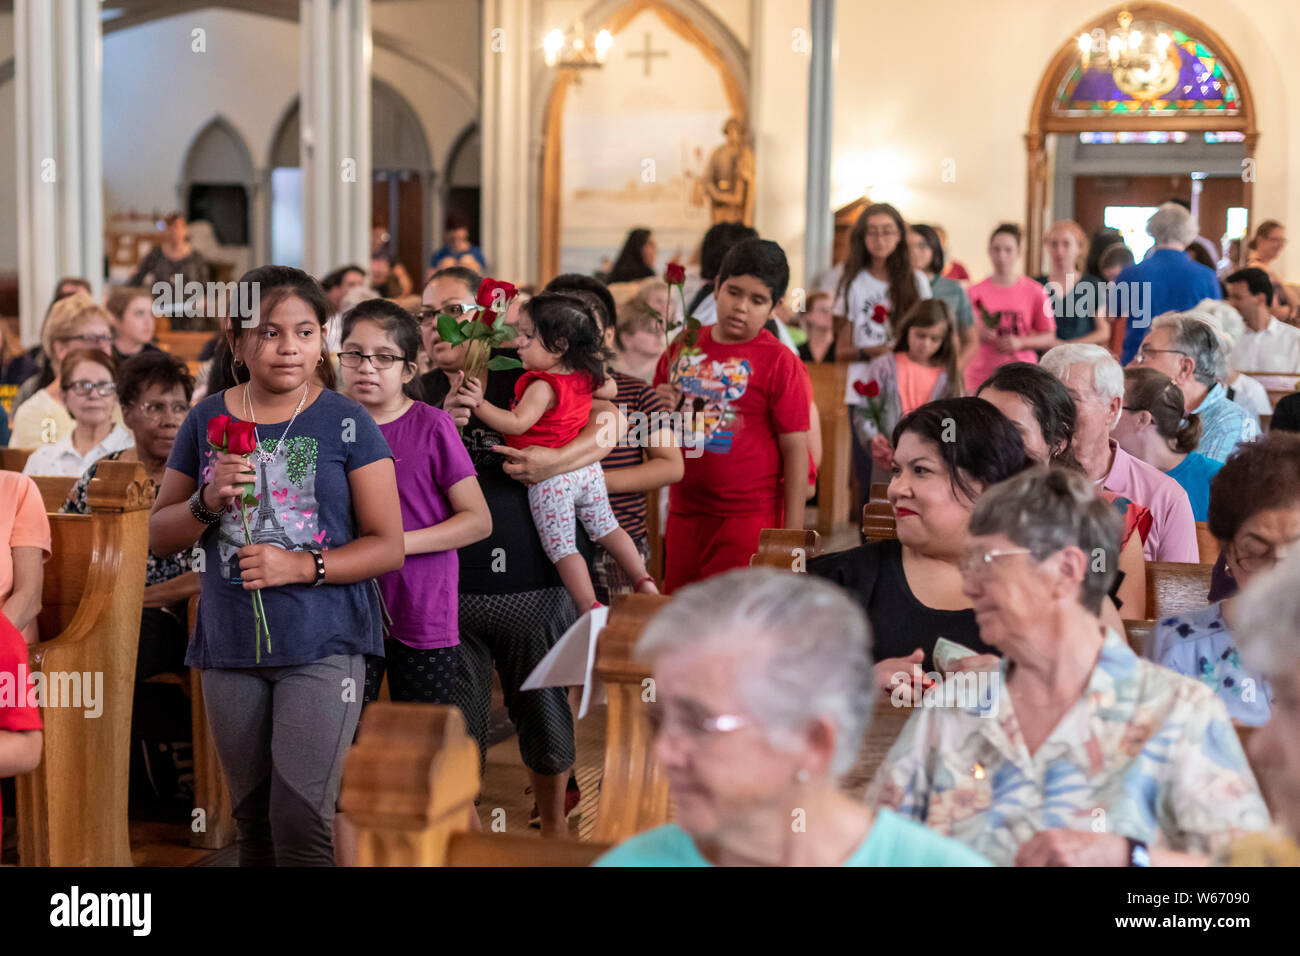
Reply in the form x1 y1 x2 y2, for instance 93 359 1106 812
654 238 811 591
0 613 43 821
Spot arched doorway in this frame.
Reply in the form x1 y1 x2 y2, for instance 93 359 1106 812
1026 3 1256 271
538 0 749 281
180 116 255 281
266 80 433 277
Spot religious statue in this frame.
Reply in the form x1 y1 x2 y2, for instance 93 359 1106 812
700 117 755 227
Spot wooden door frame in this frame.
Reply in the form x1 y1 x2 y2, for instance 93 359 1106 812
1025 3 1257 270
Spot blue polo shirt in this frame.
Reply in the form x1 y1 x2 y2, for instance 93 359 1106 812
1117 249 1222 363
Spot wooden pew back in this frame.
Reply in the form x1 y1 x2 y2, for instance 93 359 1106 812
18 460 151 866
339 703 608 866
1194 522 1219 566
805 361 852 536
32 475 77 513
592 593 674 845
751 529 819 570
0 446 32 472
862 481 895 542
1144 561 1213 621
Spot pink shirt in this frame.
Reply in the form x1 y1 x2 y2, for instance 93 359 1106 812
1103 441 1198 563
963 277 1055 392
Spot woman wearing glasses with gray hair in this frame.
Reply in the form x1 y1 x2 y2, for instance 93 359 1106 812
595 568 989 866
22 350 133 476
870 467 1269 866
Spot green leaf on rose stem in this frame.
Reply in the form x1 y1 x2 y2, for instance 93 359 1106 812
437 313 465 344
487 355 523 371
683 331 698 348
685 317 701 331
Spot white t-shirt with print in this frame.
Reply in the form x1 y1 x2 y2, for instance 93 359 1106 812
833 269 933 349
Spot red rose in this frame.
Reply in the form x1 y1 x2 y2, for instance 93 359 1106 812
207 414 231 449
871 304 889 324
853 379 881 398
665 263 686 285
476 278 518 312
227 420 260 456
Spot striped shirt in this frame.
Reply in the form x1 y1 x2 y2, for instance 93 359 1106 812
601 371 667 540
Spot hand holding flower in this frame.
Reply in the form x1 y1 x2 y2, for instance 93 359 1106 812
237 544 316 591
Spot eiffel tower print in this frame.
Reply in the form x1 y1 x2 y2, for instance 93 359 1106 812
248 456 297 549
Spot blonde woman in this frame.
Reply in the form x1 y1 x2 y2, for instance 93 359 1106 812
8 294 124 448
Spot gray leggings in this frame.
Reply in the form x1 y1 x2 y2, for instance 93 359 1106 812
201 654 364 867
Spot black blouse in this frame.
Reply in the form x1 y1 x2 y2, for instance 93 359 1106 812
808 538 995 669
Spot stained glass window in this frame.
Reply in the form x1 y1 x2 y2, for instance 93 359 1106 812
1055 30 1241 117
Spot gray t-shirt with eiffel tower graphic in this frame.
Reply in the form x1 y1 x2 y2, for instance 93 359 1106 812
169 389 393 668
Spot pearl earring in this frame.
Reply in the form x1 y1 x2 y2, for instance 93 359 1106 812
794 768 811 784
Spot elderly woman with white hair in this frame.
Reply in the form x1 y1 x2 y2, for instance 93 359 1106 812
594 568 989 867
1116 202 1223 365
1041 343 1198 562
1128 312 1259 463
870 467 1270 866
1225 548 1300 865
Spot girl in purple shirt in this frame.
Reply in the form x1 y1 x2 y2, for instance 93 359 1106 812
340 300 492 706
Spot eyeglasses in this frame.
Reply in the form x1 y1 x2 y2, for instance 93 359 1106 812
1133 346 1189 363
866 229 900 239
65 380 117 398
958 547 1033 577
134 401 190 422
66 333 114 347
646 702 750 742
338 350 402 370
1231 534 1300 575
419 303 480 327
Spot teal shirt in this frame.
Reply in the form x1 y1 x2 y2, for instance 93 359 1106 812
1165 451 1223 521
593 809 991 867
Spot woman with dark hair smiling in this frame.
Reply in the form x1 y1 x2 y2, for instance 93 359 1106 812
976 361 1147 618
809 397 1030 693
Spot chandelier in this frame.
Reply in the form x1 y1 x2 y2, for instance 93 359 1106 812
1077 11 1180 98
543 23 613 70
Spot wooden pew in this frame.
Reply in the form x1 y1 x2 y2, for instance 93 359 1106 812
805 361 852 536
1194 522 1219 566
1144 561 1213 621
340 703 608 866
31 475 78 513
182 596 236 850
592 593 674 845
16 460 150 866
0 446 32 472
862 481 895 542
154 329 213 363
1122 619 1155 657
644 489 664 583
751 529 819 570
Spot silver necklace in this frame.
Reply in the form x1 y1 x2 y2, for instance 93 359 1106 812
244 381 310 463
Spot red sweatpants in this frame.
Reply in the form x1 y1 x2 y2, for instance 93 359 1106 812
663 508 784 594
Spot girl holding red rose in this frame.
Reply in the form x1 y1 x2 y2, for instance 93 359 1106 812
833 203 934 510
855 300 965 473
149 265 405 866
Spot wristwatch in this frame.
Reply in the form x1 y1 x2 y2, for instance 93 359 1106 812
1125 836 1151 867
189 484 222 525
310 549 326 587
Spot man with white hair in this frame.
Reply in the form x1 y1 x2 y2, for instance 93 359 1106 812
1225 267 1300 374
1116 202 1222 364
1129 312 1259 463
1041 343 1198 562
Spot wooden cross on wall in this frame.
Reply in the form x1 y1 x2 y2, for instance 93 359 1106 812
627 31 668 77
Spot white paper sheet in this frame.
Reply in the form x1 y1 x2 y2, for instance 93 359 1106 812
520 605 608 718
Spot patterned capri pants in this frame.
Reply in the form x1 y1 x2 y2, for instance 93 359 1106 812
454 586 578 777
527 462 621 562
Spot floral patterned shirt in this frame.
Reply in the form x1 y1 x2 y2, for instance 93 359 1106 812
1152 601 1272 726
867 629 1270 866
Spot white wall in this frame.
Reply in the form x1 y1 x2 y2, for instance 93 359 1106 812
830 0 1298 279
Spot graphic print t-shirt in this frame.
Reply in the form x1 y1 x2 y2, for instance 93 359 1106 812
833 269 933 349
963 276 1055 392
653 326 810 517
169 389 393 668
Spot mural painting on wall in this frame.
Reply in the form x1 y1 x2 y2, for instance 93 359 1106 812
558 13 739 276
